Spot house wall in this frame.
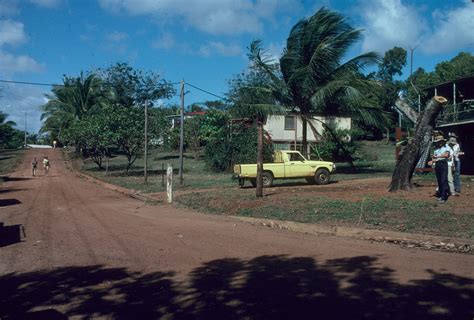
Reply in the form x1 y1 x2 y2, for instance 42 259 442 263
264 115 351 143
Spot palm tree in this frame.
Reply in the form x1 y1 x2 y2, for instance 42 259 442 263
228 68 286 198
249 7 386 156
0 111 16 127
40 73 111 141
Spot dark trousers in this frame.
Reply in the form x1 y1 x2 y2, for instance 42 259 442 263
435 161 449 201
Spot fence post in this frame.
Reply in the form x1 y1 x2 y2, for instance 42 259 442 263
167 164 173 204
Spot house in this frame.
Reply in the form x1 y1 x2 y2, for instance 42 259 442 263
264 114 352 155
424 74 474 174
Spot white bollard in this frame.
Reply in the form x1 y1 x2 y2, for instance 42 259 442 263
167 164 173 204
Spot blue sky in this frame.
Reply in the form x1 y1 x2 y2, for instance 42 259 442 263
1 0 473 133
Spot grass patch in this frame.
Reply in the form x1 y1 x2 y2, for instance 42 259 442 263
175 190 474 239
80 150 236 193
0 149 25 178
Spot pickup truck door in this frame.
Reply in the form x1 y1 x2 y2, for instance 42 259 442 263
287 153 313 177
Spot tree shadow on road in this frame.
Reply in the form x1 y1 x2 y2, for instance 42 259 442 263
0 177 32 182
0 255 472 319
0 199 21 207
0 223 23 247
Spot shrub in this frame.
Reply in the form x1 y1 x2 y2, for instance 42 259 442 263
204 124 273 172
311 129 360 162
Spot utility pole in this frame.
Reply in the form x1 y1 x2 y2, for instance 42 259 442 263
144 99 148 183
409 46 421 113
24 112 27 148
179 80 185 186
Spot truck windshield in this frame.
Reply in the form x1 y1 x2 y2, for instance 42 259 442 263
289 153 306 161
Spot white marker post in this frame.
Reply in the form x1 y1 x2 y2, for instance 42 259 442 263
167 164 173 204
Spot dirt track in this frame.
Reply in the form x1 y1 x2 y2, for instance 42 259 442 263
1 149 473 319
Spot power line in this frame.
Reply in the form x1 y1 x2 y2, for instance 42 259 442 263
0 79 225 100
185 82 225 100
0 79 63 87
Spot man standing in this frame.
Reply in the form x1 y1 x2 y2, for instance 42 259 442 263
449 136 463 194
31 157 38 177
429 136 450 203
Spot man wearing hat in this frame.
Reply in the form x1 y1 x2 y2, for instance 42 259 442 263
429 135 451 203
448 135 463 194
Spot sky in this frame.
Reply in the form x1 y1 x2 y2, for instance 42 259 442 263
0 0 473 133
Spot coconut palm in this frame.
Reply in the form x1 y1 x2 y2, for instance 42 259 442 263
249 7 386 155
228 68 286 198
0 111 16 127
40 73 112 141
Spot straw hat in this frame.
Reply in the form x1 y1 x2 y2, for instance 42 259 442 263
433 135 446 143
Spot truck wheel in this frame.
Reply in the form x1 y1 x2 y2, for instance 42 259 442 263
314 168 330 185
262 172 274 187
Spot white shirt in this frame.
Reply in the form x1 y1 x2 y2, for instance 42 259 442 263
447 145 454 167
451 143 461 161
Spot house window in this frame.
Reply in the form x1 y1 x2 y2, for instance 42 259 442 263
284 116 295 130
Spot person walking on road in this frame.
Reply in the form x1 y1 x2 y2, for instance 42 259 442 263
31 157 38 177
43 156 50 175
428 136 450 203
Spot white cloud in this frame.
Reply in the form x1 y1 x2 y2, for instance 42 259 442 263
29 0 61 8
198 41 241 57
0 83 49 133
0 19 44 74
106 30 128 42
358 0 474 55
0 19 27 47
423 0 474 54
358 0 426 54
98 0 299 35
151 32 175 50
0 50 44 73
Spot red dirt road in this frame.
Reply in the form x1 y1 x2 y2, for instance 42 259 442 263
1 149 473 319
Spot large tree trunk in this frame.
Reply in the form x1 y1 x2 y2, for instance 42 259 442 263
256 120 264 198
389 96 448 192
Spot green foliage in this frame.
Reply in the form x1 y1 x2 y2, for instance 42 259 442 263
204 125 273 172
98 62 175 108
40 73 111 141
312 129 360 162
199 109 230 143
0 111 23 149
407 52 474 104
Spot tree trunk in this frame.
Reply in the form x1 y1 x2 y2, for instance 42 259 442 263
389 96 448 192
301 117 308 157
256 120 264 198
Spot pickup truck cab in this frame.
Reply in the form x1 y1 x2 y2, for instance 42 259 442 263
233 150 335 187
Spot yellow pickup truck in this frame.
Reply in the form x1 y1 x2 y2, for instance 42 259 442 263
233 150 335 187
